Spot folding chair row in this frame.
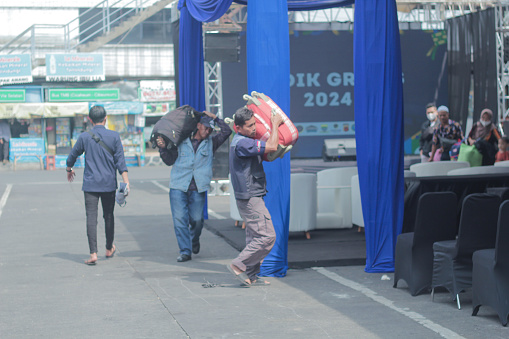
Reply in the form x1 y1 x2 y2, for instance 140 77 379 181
394 192 509 326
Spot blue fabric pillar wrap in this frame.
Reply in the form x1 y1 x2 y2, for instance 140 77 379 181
354 0 405 273
177 2 206 111
247 0 291 277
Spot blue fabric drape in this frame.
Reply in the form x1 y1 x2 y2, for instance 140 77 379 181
247 0 291 277
177 0 234 108
177 4 206 110
234 0 354 11
353 0 405 273
181 0 234 22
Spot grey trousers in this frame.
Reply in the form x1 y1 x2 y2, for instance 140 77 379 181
84 191 115 254
232 196 276 280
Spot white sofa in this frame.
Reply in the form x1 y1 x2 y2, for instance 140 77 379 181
351 174 364 229
316 167 358 229
289 173 317 239
228 174 244 228
409 161 470 177
352 170 412 231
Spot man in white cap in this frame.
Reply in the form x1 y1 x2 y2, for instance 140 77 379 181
429 105 464 161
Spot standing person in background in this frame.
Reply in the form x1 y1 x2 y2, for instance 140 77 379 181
66 106 130 265
0 119 11 164
429 106 464 161
157 111 231 263
419 103 438 162
227 107 283 287
467 108 501 166
495 136 509 162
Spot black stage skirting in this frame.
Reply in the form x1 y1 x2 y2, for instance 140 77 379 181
403 174 509 233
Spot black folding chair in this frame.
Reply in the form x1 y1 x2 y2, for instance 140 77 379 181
431 193 501 309
394 192 457 296
486 187 509 201
472 200 509 326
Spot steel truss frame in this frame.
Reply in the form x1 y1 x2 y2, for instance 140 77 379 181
495 4 509 129
204 61 223 118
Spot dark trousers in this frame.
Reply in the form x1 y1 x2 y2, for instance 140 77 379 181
84 191 115 254
0 139 8 161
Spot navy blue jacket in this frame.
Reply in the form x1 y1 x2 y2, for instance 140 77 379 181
229 133 267 200
67 125 128 192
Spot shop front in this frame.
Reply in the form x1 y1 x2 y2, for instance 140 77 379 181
89 101 145 167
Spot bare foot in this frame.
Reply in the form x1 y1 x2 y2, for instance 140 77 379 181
250 279 271 286
85 253 98 265
105 245 116 258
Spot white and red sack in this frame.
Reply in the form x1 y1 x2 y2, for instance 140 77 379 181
236 91 299 148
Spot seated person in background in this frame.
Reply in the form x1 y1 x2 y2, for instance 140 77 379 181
429 106 464 161
467 108 501 166
495 136 509 162
420 103 439 162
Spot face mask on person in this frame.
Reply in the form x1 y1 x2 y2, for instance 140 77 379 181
427 113 437 121
480 120 491 127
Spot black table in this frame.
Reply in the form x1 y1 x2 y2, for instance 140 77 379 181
403 173 509 233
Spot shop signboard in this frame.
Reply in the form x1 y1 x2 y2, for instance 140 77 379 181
89 101 143 115
0 89 25 102
49 89 120 102
46 53 105 82
139 80 176 102
0 54 33 85
9 138 45 163
142 102 176 116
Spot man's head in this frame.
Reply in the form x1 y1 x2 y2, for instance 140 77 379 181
499 136 509 152
195 115 214 140
426 103 437 121
437 105 449 125
234 107 256 138
89 106 107 124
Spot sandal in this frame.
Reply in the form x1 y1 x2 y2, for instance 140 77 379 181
226 264 251 286
84 259 97 265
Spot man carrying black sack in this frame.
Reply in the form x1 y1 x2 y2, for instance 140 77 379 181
157 110 231 262
66 106 130 265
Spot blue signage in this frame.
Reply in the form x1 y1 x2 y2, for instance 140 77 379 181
9 138 45 155
0 54 33 85
9 138 45 163
295 121 355 137
46 53 105 82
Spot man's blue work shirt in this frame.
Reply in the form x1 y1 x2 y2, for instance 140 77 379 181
67 125 128 192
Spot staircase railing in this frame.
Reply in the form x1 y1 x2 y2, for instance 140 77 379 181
0 0 162 57
65 0 160 51
0 24 66 56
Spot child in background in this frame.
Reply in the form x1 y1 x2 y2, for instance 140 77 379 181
495 136 509 162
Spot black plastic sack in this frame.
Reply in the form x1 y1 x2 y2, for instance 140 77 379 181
150 105 203 150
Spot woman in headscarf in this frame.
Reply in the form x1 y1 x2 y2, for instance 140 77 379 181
467 108 501 165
